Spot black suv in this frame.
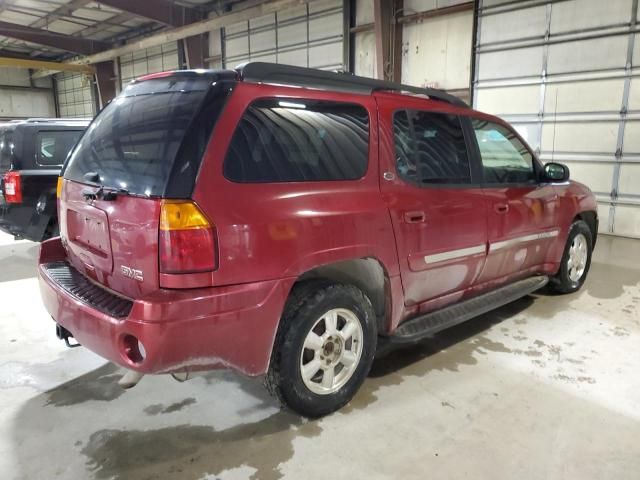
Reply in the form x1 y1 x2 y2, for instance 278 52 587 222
0 118 88 241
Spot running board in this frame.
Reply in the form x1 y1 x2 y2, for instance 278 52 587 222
378 276 548 354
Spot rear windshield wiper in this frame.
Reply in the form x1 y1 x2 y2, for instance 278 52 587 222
82 185 130 202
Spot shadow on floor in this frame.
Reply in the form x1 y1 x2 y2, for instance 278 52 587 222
11 295 534 480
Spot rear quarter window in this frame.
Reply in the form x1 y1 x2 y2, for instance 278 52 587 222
223 99 370 183
0 130 15 170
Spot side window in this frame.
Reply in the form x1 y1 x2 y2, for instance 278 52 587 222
472 120 535 184
393 110 471 185
224 99 369 183
37 131 83 166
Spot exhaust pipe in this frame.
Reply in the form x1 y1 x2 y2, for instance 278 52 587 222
118 369 144 389
56 324 81 348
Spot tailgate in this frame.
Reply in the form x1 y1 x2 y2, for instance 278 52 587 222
60 179 161 298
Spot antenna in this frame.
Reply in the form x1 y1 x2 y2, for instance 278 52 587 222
551 87 558 162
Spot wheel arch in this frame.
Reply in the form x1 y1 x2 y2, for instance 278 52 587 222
293 257 391 334
573 210 598 247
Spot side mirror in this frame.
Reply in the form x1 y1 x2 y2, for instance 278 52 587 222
543 162 569 182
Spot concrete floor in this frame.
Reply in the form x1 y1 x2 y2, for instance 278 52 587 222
0 231 639 480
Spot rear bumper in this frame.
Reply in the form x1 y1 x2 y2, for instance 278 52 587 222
38 237 294 376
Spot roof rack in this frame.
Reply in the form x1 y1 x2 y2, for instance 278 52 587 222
236 62 468 108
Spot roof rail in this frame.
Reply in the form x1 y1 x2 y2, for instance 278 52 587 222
24 117 91 123
236 62 468 108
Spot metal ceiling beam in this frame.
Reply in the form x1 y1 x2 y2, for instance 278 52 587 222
97 0 207 69
0 20 110 55
0 56 95 74
95 0 202 27
51 0 311 67
0 0 95 58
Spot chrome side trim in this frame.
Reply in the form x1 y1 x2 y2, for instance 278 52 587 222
424 244 486 264
490 229 560 252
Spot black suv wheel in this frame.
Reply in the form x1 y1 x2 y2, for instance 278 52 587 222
266 281 377 417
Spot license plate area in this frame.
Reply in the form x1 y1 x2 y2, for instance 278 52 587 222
67 208 112 259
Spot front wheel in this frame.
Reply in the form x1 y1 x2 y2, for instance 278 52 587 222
549 220 593 293
266 281 377 417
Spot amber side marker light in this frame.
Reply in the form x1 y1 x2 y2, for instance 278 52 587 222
56 177 63 199
159 200 216 274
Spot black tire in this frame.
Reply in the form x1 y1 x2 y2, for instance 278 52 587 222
549 220 593 294
265 281 377 417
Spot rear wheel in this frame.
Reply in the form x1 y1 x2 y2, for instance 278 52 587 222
549 220 593 293
266 281 377 417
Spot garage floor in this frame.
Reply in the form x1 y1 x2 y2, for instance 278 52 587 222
1 231 639 480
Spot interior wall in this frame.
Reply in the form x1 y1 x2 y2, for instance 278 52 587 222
221 0 344 71
353 0 473 96
119 42 180 86
0 67 55 120
54 71 94 119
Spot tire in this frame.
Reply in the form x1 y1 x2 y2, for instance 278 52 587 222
265 281 377 417
549 220 593 294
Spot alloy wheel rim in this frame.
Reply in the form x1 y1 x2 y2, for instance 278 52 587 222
299 308 364 395
567 233 588 283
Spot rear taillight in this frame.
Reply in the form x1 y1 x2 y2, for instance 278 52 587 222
159 200 216 274
3 171 22 203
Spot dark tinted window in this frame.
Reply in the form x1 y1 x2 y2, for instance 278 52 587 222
472 119 535 184
63 74 229 197
224 99 369 183
0 130 14 170
36 130 83 166
393 110 470 184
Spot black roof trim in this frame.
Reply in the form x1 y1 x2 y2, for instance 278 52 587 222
236 62 468 108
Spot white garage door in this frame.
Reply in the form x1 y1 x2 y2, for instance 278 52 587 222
474 0 640 238
55 72 95 119
119 42 180 86
222 0 344 70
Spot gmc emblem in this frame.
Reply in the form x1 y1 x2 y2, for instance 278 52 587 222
121 265 144 281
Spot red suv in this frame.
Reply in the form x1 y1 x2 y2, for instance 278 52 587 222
38 63 598 417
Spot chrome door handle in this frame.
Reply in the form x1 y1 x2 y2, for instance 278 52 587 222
404 211 426 223
494 204 509 214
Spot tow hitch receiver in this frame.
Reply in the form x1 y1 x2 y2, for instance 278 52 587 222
56 324 81 348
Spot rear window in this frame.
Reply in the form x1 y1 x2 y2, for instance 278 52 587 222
63 74 231 197
36 130 83 166
224 99 369 183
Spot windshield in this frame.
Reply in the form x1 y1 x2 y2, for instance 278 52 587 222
63 73 231 197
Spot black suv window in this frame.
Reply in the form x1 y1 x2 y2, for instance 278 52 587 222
224 99 369 183
0 130 15 170
36 131 83 166
472 119 535 184
393 110 471 185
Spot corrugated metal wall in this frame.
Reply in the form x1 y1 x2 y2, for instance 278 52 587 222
222 0 344 70
474 0 640 238
54 71 94 119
